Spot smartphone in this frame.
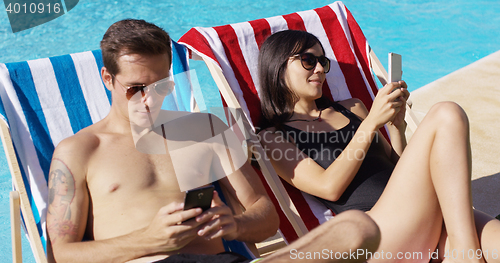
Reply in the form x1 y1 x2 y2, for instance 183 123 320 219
388 53 402 83
183 185 215 212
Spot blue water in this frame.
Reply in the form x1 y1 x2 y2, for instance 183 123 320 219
1 0 499 262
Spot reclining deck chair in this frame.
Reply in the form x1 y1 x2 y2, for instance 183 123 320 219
179 0 420 246
0 41 256 263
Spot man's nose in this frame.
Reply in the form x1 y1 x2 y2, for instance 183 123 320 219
141 88 152 103
141 88 162 110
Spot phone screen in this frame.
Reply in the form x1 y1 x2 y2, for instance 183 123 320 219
388 53 402 83
183 185 214 212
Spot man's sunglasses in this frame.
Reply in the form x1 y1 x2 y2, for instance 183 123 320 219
293 53 331 73
113 75 174 100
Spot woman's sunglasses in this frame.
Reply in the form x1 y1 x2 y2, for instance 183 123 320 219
113 75 174 100
293 53 331 73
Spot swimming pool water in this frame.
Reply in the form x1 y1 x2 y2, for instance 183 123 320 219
1 0 499 90
1 0 499 261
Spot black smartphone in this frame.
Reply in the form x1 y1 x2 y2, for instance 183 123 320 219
183 185 215 212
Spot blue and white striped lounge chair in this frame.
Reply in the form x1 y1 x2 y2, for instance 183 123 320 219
0 40 256 263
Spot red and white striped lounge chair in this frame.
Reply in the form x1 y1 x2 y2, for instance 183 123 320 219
179 1 420 246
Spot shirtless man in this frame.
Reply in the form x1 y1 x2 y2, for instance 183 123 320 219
47 19 380 263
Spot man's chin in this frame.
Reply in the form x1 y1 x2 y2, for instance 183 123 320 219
130 119 156 128
129 112 161 128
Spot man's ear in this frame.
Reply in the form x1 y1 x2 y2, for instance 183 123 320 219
101 67 113 91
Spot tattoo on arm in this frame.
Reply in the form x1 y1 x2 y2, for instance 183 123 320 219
47 160 77 242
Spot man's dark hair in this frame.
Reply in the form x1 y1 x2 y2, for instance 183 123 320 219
100 19 172 77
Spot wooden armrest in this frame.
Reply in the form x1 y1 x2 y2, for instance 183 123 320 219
256 232 287 256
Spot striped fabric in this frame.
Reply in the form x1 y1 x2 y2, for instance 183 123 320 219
179 1 380 242
0 41 194 253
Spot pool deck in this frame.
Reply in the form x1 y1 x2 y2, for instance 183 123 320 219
408 50 500 217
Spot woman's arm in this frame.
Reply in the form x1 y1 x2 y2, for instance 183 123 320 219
346 98 407 164
260 112 376 201
383 81 410 161
259 83 407 202
386 122 407 162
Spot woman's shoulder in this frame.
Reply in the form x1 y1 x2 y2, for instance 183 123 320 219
258 126 281 135
336 98 363 109
257 125 291 143
336 98 369 119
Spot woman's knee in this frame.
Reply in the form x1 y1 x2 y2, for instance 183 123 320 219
427 101 469 128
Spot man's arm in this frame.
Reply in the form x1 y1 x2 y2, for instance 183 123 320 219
195 115 279 243
221 161 280 242
194 162 279 243
47 135 210 263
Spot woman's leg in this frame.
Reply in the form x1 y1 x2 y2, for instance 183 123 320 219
434 210 500 262
474 210 500 262
367 101 482 262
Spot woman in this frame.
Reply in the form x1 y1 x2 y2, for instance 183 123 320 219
47 169 76 241
258 30 500 262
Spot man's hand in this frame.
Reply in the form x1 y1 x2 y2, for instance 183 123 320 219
195 191 239 241
141 202 209 253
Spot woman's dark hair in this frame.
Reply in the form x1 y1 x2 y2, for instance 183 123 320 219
100 19 172 77
48 170 66 204
258 30 331 130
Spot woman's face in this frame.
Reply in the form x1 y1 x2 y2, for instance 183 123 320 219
284 43 326 102
57 175 69 196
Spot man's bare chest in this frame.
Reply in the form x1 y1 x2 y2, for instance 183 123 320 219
85 138 216 197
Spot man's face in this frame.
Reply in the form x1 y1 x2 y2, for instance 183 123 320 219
113 53 171 128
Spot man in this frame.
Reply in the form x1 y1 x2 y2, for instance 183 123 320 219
47 19 380 263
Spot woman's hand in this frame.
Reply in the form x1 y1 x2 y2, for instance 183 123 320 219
390 81 410 129
365 81 409 129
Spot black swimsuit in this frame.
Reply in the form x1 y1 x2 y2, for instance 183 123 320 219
281 102 394 213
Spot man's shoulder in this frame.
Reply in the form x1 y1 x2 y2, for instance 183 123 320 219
54 125 101 160
49 125 103 182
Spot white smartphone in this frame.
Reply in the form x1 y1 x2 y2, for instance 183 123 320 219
388 53 402 83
